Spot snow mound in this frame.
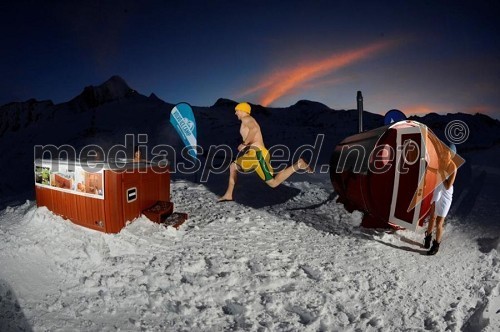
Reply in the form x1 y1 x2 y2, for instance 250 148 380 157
0 180 499 331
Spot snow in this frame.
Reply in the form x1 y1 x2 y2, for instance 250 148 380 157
1 76 500 330
1 173 499 331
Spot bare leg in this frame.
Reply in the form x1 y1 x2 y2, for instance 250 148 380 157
426 203 436 235
265 158 312 188
219 163 238 201
435 216 445 242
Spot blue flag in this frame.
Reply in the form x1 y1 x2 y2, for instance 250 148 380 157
170 103 198 161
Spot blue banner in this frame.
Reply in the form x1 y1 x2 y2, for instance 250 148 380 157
170 103 198 161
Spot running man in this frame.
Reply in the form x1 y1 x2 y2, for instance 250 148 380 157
218 102 312 202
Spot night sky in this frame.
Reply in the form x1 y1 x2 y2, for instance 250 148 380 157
1 0 499 118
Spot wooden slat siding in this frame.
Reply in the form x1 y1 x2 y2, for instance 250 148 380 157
79 195 88 224
89 200 98 225
104 171 124 233
52 190 65 218
87 196 95 225
96 197 105 229
67 192 78 222
76 193 86 225
80 194 89 224
158 167 170 202
141 170 160 210
86 195 96 225
75 195 101 231
93 196 102 226
84 197 105 232
63 192 71 218
75 195 105 231
35 186 53 208
36 186 105 231
122 170 142 224
87 196 96 226
140 166 171 211
63 191 72 219
49 189 58 214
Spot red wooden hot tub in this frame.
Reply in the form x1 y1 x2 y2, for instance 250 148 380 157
34 159 173 233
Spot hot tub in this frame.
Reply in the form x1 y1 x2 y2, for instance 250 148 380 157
34 158 171 233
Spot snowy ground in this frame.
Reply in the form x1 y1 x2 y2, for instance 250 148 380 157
1 169 499 331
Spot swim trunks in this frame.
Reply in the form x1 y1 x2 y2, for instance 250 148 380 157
235 146 274 181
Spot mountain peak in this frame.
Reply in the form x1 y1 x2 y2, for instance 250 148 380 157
70 75 135 110
95 75 131 97
149 93 161 100
212 98 237 108
292 100 330 110
100 75 130 90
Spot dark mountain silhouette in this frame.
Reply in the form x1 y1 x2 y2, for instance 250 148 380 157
211 98 237 108
0 75 499 209
66 75 138 111
0 99 54 135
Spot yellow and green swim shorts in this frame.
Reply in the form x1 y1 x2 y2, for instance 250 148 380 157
235 146 274 181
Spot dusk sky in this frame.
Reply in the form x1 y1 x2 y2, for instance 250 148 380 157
1 1 499 118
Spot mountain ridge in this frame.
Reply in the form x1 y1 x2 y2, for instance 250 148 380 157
0 75 500 209
1 75 498 123
0 75 498 143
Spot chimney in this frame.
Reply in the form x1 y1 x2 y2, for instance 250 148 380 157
357 91 363 133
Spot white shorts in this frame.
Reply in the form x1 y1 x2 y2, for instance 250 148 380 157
432 183 454 218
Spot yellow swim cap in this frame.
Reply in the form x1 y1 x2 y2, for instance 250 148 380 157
235 102 251 114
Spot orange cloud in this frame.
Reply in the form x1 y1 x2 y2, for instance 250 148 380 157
240 40 398 106
404 104 496 117
404 105 439 116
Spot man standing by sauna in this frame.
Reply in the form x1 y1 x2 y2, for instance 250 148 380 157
424 143 458 255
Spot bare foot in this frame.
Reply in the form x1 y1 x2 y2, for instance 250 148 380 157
218 195 233 202
297 158 313 173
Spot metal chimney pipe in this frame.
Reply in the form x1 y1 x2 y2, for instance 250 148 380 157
357 91 363 133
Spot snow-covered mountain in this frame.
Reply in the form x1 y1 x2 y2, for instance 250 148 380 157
0 99 54 137
66 75 138 112
1 76 500 209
